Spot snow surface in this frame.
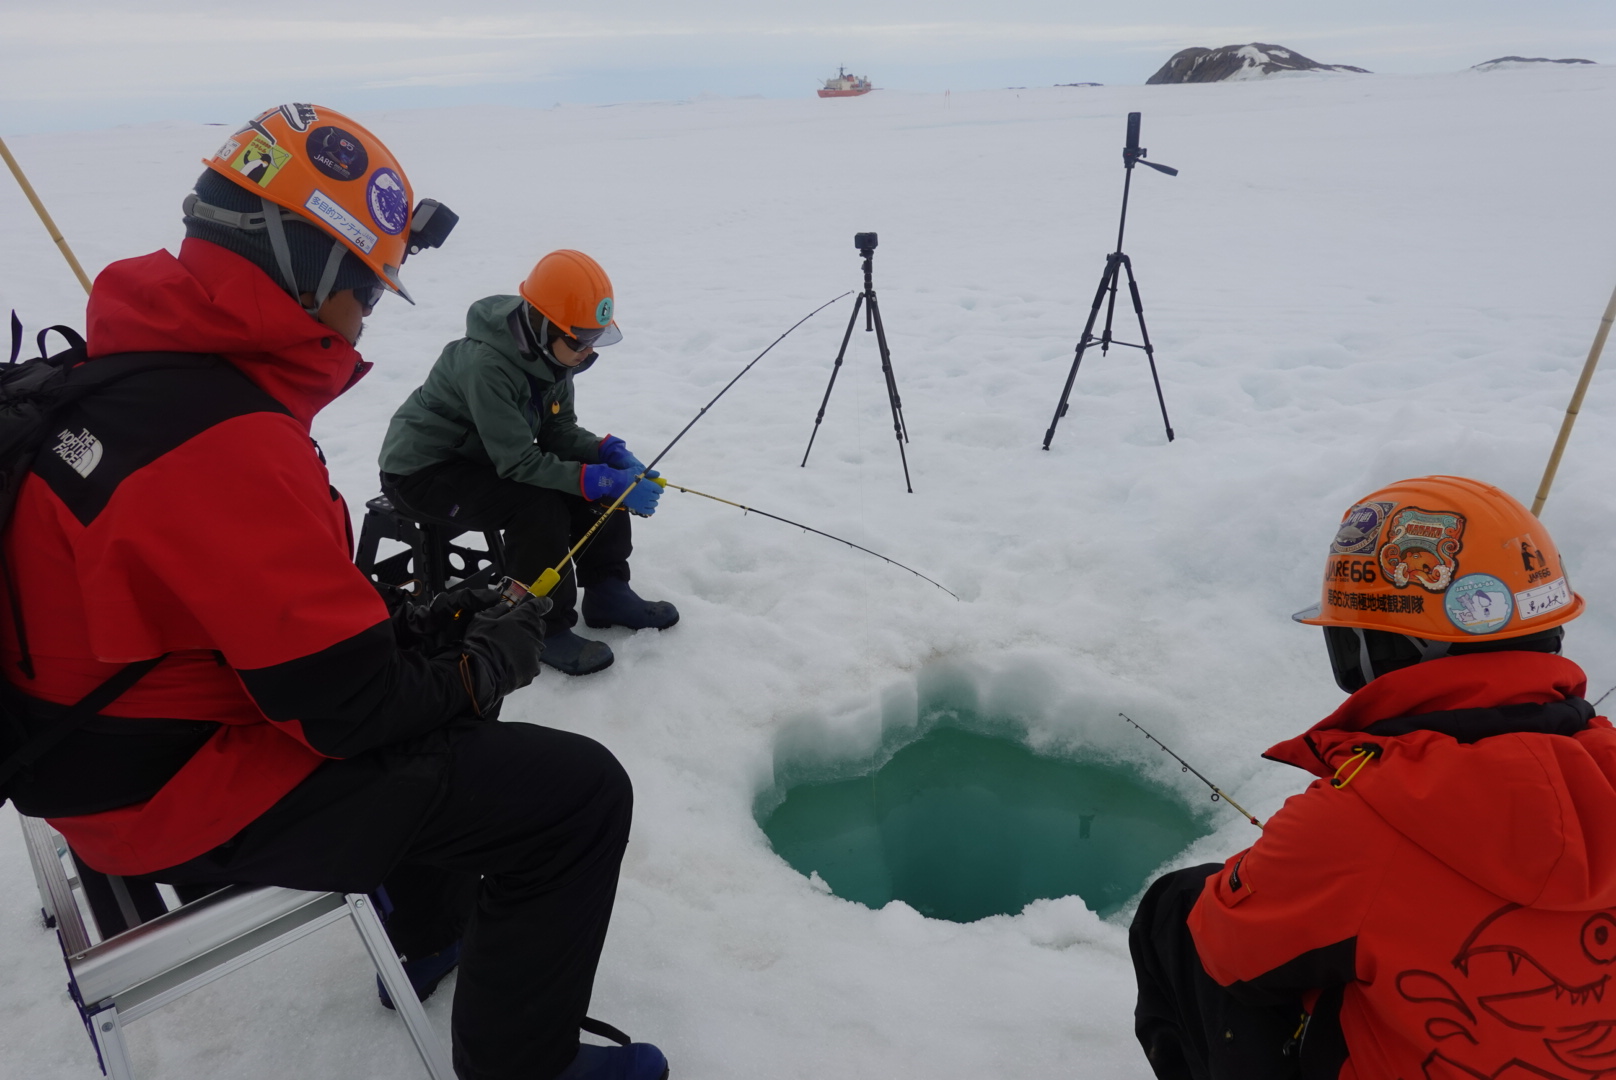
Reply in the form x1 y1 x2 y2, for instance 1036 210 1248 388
5 63 1616 1079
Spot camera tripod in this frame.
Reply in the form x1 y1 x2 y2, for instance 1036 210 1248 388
802 232 913 492
1043 112 1178 450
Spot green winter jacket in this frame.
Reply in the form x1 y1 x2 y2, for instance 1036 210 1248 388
379 295 603 493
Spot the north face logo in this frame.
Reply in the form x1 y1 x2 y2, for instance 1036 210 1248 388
54 428 103 478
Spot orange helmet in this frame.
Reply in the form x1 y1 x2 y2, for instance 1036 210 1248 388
518 250 622 350
194 104 419 303
1296 475 1583 643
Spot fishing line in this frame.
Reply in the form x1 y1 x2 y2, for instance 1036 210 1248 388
660 480 957 599
640 290 853 476
1119 712 1262 828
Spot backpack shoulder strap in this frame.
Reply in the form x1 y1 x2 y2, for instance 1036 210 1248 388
0 654 166 797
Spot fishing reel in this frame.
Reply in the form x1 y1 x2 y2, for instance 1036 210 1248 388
497 576 540 608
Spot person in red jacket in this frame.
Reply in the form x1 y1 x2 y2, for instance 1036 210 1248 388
2 104 666 1080
1130 475 1610 1080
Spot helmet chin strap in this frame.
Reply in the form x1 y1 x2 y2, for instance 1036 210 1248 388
1354 628 1451 685
1356 630 1376 686
260 196 345 316
1406 635 1453 663
182 192 348 317
533 313 565 367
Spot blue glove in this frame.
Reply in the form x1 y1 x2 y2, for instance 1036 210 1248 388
580 464 662 516
597 435 659 479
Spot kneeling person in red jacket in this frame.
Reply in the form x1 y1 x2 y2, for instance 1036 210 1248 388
1131 475 1608 1080
378 251 677 678
2 104 666 1080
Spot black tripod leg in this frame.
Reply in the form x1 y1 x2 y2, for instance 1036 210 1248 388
867 295 909 443
802 294 864 467
1098 250 1123 355
1120 255 1174 442
866 293 913 493
1043 254 1120 450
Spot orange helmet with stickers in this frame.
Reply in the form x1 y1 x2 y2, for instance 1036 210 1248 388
1296 475 1583 643
199 103 417 299
518 250 622 350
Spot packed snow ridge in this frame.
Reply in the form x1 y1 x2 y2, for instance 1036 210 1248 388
1147 43 1370 84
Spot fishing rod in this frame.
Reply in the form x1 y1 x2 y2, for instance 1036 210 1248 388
521 291 853 599
1532 277 1616 516
1 135 94 295
660 479 957 599
639 290 852 477
1119 712 1263 828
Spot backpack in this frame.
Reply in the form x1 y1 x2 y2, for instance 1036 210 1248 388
0 313 211 806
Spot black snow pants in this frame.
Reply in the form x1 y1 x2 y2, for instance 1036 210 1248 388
383 461 632 632
153 719 632 1080
1129 865 1305 1080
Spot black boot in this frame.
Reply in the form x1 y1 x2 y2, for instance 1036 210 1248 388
582 578 679 631
541 627 615 676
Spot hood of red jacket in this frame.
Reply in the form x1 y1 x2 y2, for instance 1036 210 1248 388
85 238 370 428
1267 652 1616 909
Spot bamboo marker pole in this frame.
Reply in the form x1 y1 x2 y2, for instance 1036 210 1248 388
1532 281 1616 516
0 134 93 296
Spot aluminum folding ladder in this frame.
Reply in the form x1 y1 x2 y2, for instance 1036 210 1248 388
19 814 454 1080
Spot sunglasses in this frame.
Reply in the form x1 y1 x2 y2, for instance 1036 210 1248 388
556 327 606 353
550 320 623 355
355 284 386 314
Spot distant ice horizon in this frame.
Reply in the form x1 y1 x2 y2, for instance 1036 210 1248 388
2 0 1612 133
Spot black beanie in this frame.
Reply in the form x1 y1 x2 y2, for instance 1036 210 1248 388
183 170 381 299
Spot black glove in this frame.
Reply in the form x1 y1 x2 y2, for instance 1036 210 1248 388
388 585 502 654
458 596 551 715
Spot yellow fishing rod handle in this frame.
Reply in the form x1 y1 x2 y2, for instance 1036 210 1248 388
529 566 564 598
527 474 668 596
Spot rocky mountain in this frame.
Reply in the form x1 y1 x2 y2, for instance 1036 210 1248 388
1147 43 1369 85
1473 56 1595 71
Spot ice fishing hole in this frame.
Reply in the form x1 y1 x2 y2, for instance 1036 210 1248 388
759 725 1210 923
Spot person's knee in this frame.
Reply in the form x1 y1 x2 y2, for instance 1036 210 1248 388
1132 863 1222 968
1136 864 1221 928
584 737 633 845
517 726 633 849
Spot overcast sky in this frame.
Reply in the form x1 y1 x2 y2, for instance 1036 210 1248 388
1 1 1611 132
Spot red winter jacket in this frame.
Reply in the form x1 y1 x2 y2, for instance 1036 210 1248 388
1 238 467 875
1188 651 1616 1080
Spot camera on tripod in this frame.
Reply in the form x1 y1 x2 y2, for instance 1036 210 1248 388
1123 112 1178 176
1042 111 1179 450
801 230 914 492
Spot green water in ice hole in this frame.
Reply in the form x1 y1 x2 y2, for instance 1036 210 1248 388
760 725 1211 922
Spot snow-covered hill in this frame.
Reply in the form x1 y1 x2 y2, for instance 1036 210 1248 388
4 62 1616 1079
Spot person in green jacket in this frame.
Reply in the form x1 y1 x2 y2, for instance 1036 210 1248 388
379 250 675 676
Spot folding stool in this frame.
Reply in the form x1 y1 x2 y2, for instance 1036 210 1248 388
354 493 505 596
18 814 454 1080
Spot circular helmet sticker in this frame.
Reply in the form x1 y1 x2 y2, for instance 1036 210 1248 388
595 297 614 326
1444 573 1514 635
366 168 409 236
305 126 369 182
1330 500 1393 556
